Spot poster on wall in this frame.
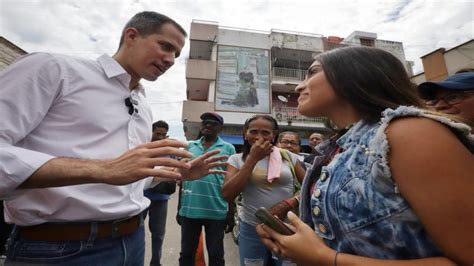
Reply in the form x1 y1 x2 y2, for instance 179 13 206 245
215 45 270 113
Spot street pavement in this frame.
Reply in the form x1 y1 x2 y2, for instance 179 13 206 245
145 193 240 266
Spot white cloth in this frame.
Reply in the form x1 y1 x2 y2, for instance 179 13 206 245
0 53 154 225
267 147 282 183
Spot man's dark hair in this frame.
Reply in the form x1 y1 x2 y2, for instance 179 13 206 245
118 11 187 48
153 120 169 131
310 132 324 140
315 46 423 123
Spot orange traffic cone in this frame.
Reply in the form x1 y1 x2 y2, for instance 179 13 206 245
195 232 206 266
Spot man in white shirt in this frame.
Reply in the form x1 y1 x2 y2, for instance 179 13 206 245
0 11 227 265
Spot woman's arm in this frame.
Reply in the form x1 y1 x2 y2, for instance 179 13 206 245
386 117 474 265
294 160 306 183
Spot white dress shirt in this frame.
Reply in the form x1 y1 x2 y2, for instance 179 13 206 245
0 53 154 225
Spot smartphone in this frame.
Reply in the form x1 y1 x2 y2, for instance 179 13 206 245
255 207 294 235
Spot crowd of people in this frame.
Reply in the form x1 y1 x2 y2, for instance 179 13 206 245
0 10 473 266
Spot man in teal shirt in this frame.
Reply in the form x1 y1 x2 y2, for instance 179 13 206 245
179 112 236 266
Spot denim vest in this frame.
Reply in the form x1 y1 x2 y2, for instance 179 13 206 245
300 106 473 259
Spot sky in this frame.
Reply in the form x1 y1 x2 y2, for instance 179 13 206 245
1 0 473 139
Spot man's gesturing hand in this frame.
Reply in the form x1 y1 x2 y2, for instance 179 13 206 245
100 139 193 185
18 139 229 190
20 139 196 189
178 150 229 181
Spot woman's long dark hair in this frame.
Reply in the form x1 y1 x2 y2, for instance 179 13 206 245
241 115 279 161
315 46 424 123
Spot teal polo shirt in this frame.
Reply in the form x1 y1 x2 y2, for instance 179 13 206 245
179 136 236 220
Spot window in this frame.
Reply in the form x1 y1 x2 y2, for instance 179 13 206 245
360 38 375 47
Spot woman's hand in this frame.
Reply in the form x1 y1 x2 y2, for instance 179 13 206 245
247 138 273 162
256 211 336 266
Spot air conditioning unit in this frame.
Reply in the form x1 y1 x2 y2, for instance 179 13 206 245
274 111 285 121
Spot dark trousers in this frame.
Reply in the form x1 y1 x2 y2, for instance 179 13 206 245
0 201 13 255
146 200 168 266
179 217 226 266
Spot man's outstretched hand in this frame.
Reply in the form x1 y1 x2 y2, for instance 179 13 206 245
178 150 229 180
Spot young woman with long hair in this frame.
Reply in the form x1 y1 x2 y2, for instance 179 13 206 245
256 46 474 265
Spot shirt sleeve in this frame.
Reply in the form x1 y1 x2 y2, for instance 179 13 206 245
143 176 159 189
288 151 300 165
227 143 236 155
0 53 64 198
227 153 242 170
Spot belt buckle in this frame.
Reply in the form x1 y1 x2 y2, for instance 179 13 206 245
111 217 130 238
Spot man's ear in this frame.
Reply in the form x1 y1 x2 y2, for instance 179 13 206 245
123 27 140 45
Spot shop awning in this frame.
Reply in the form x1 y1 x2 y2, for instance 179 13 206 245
219 135 244 145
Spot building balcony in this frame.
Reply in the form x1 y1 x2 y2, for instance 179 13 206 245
186 59 216 80
186 59 216 100
273 106 328 126
190 20 218 41
189 20 218 60
272 67 306 83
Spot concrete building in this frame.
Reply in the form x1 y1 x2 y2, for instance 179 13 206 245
0 36 27 71
183 20 411 148
343 31 413 76
411 39 474 85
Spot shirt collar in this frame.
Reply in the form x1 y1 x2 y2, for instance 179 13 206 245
97 54 128 79
97 54 146 96
194 136 224 148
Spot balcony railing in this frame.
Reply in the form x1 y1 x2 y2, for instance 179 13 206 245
272 67 306 82
273 106 328 124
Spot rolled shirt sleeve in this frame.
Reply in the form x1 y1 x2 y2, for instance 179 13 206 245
0 53 62 197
